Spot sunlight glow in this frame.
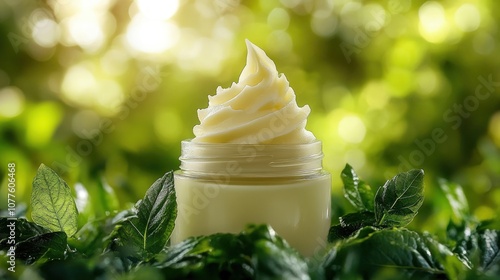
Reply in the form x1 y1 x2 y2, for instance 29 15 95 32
62 64 98 107
137 0 180 20
74 183 89 212
32 18 60 48
0 87 25 118
61 64 124 113
126 15 180 54
338 115 366 143
419 1 449 43
454 3 481 32
66 12 105 51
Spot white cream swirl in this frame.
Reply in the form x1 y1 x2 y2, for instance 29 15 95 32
192 40 315 144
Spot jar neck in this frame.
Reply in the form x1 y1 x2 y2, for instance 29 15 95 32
179 140 324 178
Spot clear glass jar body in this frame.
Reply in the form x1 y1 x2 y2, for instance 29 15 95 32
171 140 331 256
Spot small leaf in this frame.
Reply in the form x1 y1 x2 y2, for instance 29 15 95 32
96 177 120 212
478 229 500 271
16 231 67 264
341 164 374 211
374 169 424 227
114 171 177 260
328 211 376 242
31 164 79 237
439 179 472 224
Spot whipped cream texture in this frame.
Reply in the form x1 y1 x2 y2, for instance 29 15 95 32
192 40 315 144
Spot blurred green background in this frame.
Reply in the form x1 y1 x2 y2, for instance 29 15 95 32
0 0 499 231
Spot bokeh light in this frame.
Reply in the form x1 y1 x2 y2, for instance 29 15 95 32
454 3 481 32
32 18 60 48
419 1 449 43
338 115 366 144
126 15 179 54
137 0 179 20
0 87 25 118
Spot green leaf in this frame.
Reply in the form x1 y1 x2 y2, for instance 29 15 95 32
439 179 472 224
114 171 177 260
95 177 120 213
479 230 500 272
16 231 67 264
155 225 308 279
374 169 424 227
251 228 309 280
323 228 465 279
0 218 49 249
341 164 374 211
30 164 79 237
68 218 112 257
453 229 500 275
328 211 376 242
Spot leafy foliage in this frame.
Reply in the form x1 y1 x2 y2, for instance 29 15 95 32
0 164 499 279
323 227 466 279
156 225 309 279
30 164 79 237
15 232 67 265
330 166 425 241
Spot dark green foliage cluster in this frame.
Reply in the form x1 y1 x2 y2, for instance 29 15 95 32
1 164 499 279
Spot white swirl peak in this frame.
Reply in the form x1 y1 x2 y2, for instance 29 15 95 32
192 40 315 144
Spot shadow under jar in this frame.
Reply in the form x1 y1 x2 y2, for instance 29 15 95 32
170 140 331 257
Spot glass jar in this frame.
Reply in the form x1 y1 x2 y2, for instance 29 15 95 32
170 140 331 256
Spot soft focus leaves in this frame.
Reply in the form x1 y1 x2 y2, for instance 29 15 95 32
0 0 498 253
323 228 466 279
0 218 49 245
155 225 309 279
16 232 67 265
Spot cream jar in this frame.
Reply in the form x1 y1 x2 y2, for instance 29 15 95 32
171 139 331 256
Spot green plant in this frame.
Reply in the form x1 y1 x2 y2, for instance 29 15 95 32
1 164 499 279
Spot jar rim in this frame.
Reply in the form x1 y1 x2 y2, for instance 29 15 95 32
178 139 325 177
182 139 323 148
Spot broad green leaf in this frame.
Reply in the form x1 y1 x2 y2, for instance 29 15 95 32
453 229 500 275
31 164 78 237
374 169 424 227
422 232 469 280
439 179 472 224
323 228 465 279
0 218 49 249
479 230 500 272
341 164 374 211
328 211 376 242
16 231 67 264
115 171 177 259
